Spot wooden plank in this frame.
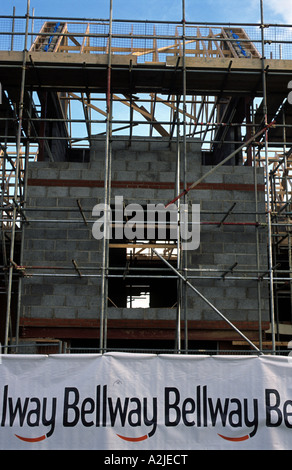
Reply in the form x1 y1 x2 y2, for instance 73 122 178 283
68 92 107 117
114 94 169 137
109 243 177 249
150 93 197 122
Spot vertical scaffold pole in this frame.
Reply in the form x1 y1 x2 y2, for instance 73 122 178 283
182 0 188 353
260 0 276 352
100 0 113 352
4 0 30 353
176 113 182 353
253 103 263 351
15 92 32 348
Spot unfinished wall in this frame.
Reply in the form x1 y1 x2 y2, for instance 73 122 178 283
21 138 269 340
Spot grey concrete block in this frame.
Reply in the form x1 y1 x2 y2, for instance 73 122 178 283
236 254 258 266
22 295 43 306
239 298 259 310
71 251 89 262
52 284 75 296
29 239 55 251
127 161 150 171
159 172 176 182
59 169 82 180
23 250 47 263
43 295 66 306
107 308 123 319
31 284 54 295
89 251 102 263
67 228 91 240
46 186 69 198
69 187 92 198
214 253 236 265
30 306 55 318
66 295 89 307
37 168 61 179
28 186 47 197
45 251 67 262
203 242 224 254
114 171 137 181
55 307 77 318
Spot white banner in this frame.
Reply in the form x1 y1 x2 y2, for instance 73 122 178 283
0 353 292 450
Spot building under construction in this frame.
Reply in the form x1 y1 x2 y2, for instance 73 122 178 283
1 2 292 356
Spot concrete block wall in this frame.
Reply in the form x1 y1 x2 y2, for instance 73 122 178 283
21 137 269 328
22 165 103 319
185 164 269 322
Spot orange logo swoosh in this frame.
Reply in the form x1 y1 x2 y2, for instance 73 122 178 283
218 433 250 442
116 433 148 442
15 434 47 443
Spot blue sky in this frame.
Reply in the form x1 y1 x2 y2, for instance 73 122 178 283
1 0 291 24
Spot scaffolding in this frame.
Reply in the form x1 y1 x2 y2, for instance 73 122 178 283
1 0 292 355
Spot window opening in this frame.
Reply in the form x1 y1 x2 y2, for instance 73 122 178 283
107 204 178 308
126 240 177 262
126 286 150 308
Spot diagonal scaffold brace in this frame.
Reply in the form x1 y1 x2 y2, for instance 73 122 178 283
166 120 276 207
152 248 262 353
